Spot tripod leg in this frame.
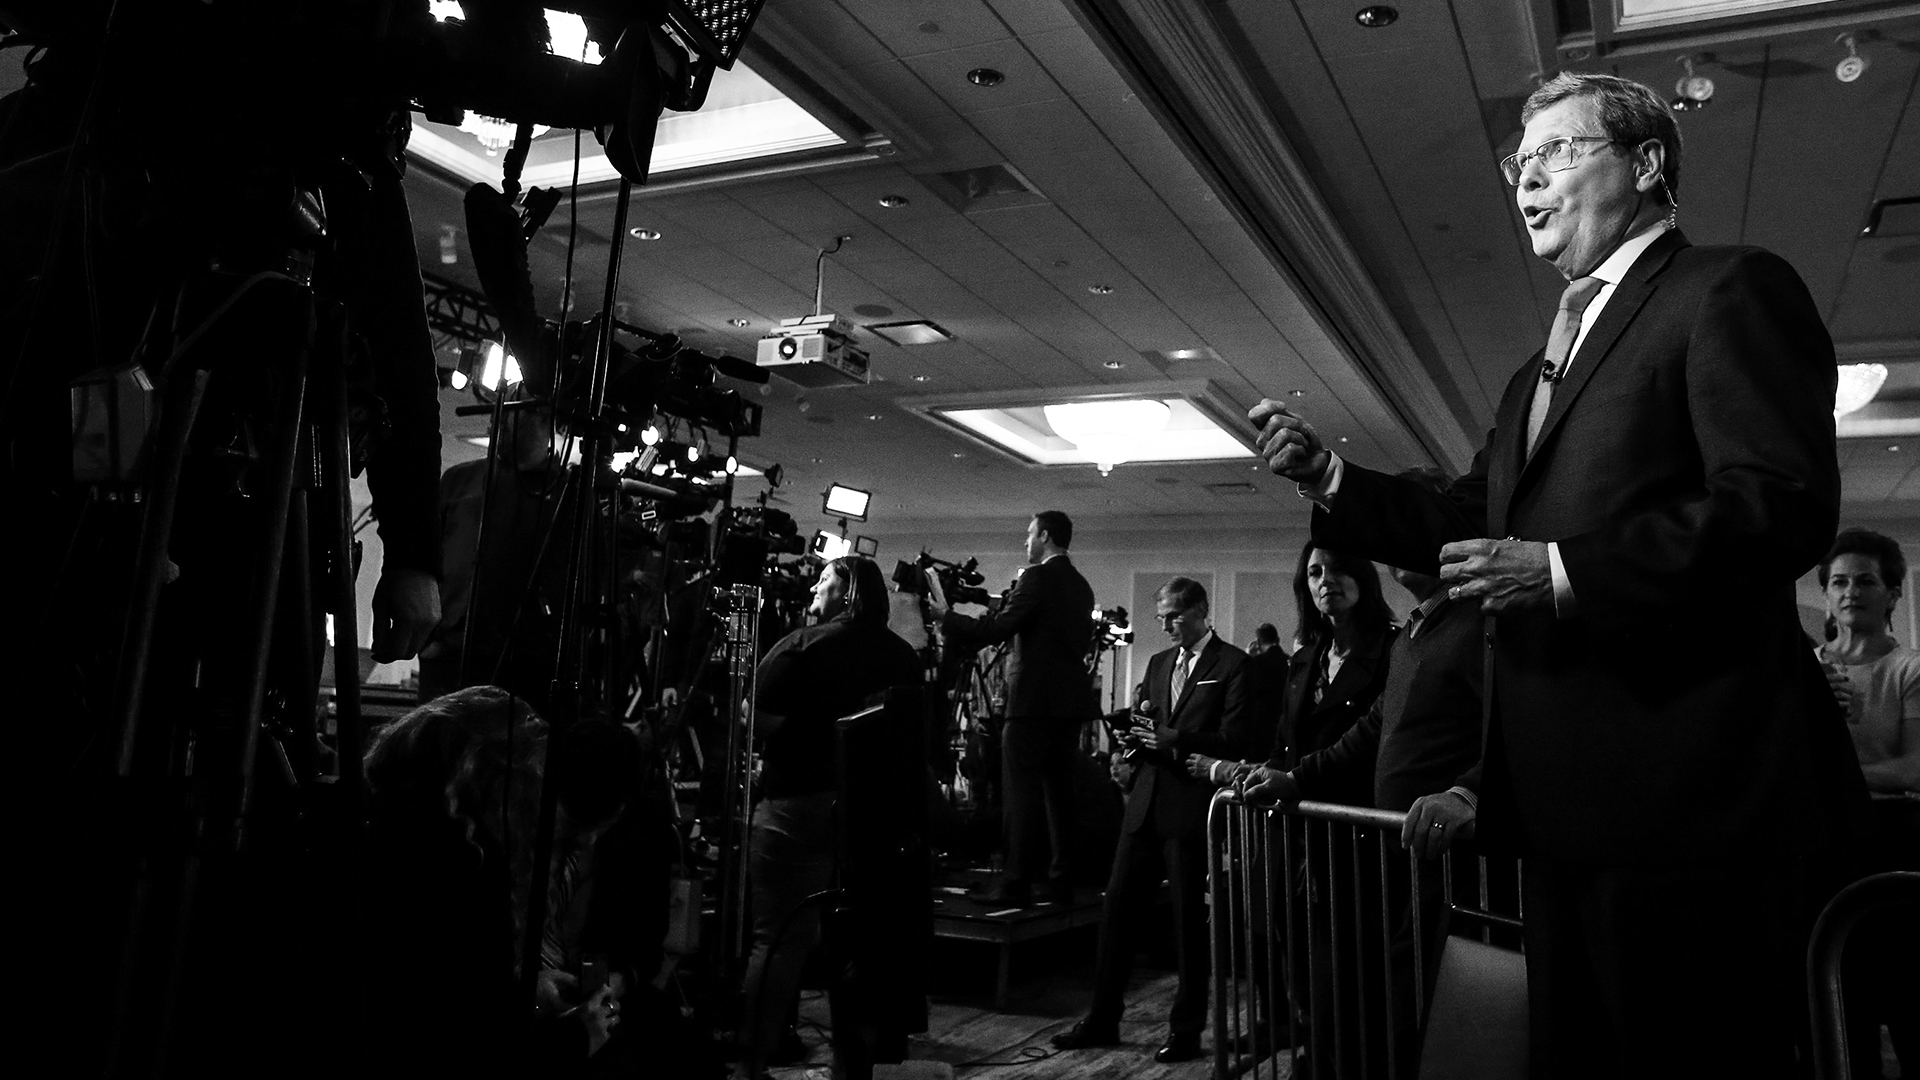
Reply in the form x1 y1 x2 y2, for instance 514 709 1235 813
278 486 321 786
234 303 312 848
322 311 367 801
113 368 210 778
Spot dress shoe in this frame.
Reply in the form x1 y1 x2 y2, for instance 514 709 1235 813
966 879 1030 907
1049 1019 1121 1050
1154 1033 1203 1063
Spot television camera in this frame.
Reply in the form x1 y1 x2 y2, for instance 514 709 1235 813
892 552 996 608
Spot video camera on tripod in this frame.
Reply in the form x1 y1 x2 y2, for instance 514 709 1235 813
892 552 995 608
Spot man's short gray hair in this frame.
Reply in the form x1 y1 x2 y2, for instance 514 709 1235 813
1523 72 1683 203
1157 576 1209 618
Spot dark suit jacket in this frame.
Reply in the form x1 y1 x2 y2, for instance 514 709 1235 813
943 554 1095 719
1269 627 1397 770
1312 230 1866 867
1291 598 1482 813
1126 635 1258 836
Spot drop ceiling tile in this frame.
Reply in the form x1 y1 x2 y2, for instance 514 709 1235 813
1290 0 1457 60
1844 463 1915 502
968 97 1112 160
900 40 1067 116
985 0 1079 36
780 0 899 68
1019 26 1134 100
840 0 1016 58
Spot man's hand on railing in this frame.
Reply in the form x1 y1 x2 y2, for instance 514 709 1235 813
1402 790 1475 859
1244 769 1301 806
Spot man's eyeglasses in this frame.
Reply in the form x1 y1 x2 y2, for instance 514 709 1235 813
1499 136 1624 186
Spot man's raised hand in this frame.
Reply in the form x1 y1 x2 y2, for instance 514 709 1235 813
1248 399 1331 484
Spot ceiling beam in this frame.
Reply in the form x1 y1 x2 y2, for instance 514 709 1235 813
1065 0 1479 472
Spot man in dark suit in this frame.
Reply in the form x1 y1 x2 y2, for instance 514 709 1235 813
1052 577 1255 1062
932 510 1095 907
1250 72 1864 1079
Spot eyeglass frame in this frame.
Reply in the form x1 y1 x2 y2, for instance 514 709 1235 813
1499 135 1628 187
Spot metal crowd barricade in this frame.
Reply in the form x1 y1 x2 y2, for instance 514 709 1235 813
1207 788 1525 1080
1807 871 1920 1080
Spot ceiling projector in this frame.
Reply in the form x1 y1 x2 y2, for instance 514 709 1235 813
755 315 870 388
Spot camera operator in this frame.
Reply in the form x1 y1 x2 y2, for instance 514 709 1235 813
929 511 1094 908
737 556 922 1080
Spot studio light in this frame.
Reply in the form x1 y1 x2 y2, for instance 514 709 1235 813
823 483 872 521
811 531 853 560
456 340 522 394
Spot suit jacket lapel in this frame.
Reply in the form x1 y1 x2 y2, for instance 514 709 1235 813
1173 638 1223 718
1489 355 1542 538
1514 229 1689 491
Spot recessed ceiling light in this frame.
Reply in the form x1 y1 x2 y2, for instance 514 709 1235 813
867 413 882 421
1088 284 1115 295
1290 389 1307 397
918 20 940 33
912 375 932 383
952 452 965 458
1338 436 1350 443
728 317 751 327
1354 5 1398 27
1890 444 1903 452
629 227 662 240
877 194 910 208
966 68 1005 87
1103 360 1125 370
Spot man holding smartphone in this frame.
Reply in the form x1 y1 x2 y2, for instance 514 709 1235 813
1051 576 1256 1063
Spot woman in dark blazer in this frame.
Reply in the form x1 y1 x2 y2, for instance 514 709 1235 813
1273 542 1398 769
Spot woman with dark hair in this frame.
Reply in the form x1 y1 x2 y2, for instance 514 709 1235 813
735 556 922 1080
1276 542 1398 767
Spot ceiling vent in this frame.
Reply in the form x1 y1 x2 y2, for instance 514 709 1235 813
925 163 1047 214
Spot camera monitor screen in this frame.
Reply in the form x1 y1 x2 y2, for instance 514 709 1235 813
823 483 872 521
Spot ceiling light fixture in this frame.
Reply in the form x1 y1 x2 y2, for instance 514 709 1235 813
1354 5 1398 28
912 375 932 382
1088 284 1115 295
728 317 751 327
1671 56 1713 111
458 113 550 155
1835 33 1869 83
629 227 663 240
966 68 1005 87
1103 360 1125 370
1835 363 1889 419
1044 399 1172 475
877 194 910 208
